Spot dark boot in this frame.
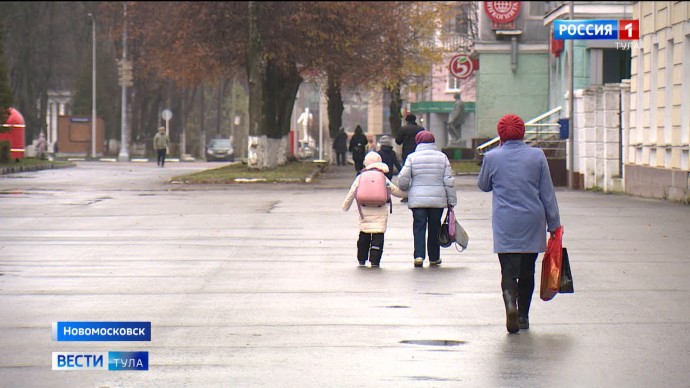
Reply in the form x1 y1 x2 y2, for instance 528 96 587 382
369 245 382 268
502 289 519 333
518 316 529 330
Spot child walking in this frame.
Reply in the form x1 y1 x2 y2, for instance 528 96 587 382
377 135 402 181
342 152 407 268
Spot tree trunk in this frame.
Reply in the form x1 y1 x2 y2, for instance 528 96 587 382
247 1 266 168
228 74 237 154
0 19 12 125
199 83 206 159
247 1 302 169
326 71 344 139
216 76 224 137
387 80 403 137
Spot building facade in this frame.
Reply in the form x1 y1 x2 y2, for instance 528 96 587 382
545 1 689 202
407 2 478 157
625 1 690 202
545 2 634 191
475 1 552 138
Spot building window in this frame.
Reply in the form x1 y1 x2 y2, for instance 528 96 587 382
447 73 460 92
682 35 690 144
602 49 631 83
650 42 658 143
455 15 469 35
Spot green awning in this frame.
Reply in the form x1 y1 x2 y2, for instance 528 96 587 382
410 101 476 113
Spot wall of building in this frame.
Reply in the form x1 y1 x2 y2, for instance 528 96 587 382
572 83 625 192
475 51 549 138
626 1 690 202
550 40 592 118
475 1 552 139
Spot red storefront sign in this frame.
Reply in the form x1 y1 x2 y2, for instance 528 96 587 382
449 54 478 79
484 1 521 30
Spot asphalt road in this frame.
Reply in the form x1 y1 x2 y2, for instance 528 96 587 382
1 161 689 387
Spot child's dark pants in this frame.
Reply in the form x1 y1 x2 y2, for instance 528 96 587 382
357 232 384 265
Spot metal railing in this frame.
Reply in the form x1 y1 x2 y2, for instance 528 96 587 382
476 106 563 156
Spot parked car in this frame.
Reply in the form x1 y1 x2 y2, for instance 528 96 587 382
297 142 314 160
206 138 234 162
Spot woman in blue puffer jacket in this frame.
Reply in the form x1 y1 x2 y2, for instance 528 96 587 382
397 131 457 268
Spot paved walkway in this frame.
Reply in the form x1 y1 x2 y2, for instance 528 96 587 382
0 161 689 387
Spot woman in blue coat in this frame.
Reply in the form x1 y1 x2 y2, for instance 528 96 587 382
478 114 561 334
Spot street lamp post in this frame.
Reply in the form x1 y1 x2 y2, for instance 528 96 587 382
117 2 130 162
318 82 323 161
88 13 97 159
568 1 575 189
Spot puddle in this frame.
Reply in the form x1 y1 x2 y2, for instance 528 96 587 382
400 339 467 347
406 376 462 382
0 191 28 195
0 175 35 179
67 197 112 206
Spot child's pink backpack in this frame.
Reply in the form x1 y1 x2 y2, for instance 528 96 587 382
355 169 391 217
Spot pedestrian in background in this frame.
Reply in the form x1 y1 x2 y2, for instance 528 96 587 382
342 152 407 268
153 126 170 167
397 131 457 268
36 132 47 160
395 114 425 167
478 113 561 334
377 135 401 181
395 114 425 203
332 127 348 166
349 125 368 174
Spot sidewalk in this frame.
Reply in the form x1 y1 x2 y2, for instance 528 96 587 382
0 161 688 387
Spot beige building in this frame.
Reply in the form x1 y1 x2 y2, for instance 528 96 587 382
626 1 690 202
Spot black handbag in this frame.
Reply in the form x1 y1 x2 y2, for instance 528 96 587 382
559 247 574 293
438 209 452 248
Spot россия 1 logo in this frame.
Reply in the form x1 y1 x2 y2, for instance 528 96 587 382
554 20 639 40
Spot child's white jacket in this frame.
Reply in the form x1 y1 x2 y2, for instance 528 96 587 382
342 162 407 233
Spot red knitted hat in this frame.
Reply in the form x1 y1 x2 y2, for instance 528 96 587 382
415 130 435 144
497 114 525 142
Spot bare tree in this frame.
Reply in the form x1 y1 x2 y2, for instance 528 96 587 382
0 18 13 126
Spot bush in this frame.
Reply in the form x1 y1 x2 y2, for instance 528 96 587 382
0 140 10 163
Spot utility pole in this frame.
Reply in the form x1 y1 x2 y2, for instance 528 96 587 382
88 13 97 159
118 2 130 162
568 1 575 189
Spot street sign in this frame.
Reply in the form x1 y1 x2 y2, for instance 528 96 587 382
161 109 173 137
449 54 474 79
161 109 173 121
117 59 134 87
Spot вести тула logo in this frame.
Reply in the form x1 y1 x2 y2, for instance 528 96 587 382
52 351 148 371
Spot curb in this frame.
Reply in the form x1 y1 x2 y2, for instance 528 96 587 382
305 164 327 183
0 162 76 175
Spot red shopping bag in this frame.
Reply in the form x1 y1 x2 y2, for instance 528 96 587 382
540 226 564 301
